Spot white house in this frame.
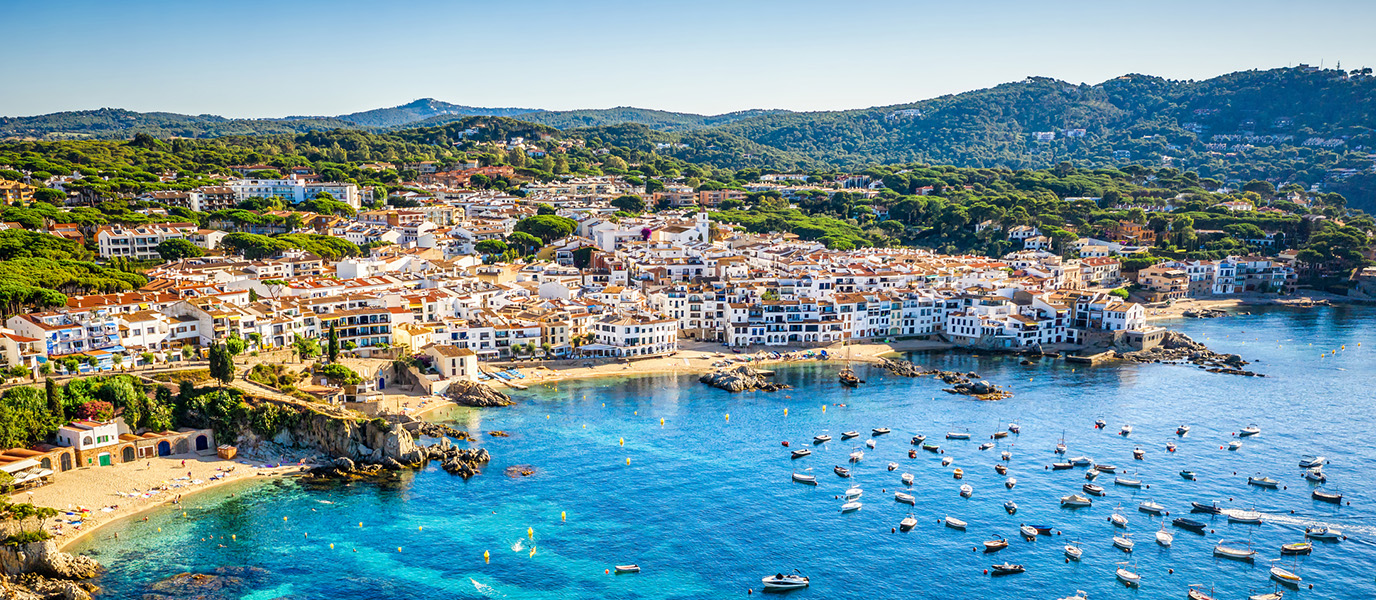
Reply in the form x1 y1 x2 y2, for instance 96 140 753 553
56 420 119 451
424 344 478 381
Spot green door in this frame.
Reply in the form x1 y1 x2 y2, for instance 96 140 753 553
98 453 111 466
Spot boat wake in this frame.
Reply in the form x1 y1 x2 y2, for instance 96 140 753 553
470 578 503 597
511 540 525 552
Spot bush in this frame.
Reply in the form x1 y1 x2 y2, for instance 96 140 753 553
3 530 52 546
1109 288 1130 299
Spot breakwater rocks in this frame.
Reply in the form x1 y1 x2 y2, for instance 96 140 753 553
447 380 513 407
878 359 925 377
424 439 491 478
700 366 790 392
877 359 1013 400
0 540 102 600
405 419 470 442
1182 308 1228 318
1121 331 1263 376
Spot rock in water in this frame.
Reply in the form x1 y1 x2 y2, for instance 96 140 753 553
699 365 790 392
447 381 513 407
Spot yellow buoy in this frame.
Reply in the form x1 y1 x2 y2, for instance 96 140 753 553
530 545 537 558
547 415 550 419
359 522 363 528
183 512 187 517
561 511 566 522
660 418 664 425
283 516 288 522
784 408 788 416
528 527 534 539
419 526 423 532
634 411 638 416
725 413 730 421
583 424 586 429
231 534 235 540
619 437 624 446
157 527 162 532
398 547 402 552
330 543 334 549
822 405 827 413
626 457 631 465
484 550 490 563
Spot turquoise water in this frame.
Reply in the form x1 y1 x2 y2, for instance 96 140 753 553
74 307 1376 599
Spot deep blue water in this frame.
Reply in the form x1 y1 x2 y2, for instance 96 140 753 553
74 307 1376 599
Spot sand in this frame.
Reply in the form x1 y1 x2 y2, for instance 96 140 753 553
11 453 304 552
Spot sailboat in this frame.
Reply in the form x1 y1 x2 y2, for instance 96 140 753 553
838 345 861 387
1055 430 1067 454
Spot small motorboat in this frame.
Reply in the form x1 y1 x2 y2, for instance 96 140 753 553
1113 535 1134 551
865 439 876 449
944 516 967 530
1172 517 1206 531
1004 500 1018 514
1094 419 1107 429
1280 542 1312 555
1187 585 1218 600
1070 456 1093 467
1156 527 1173 547
1180 470 1197 480
922 442 941 453
1052 462 1074 470
1115 564 1141 585
1094 464 1117 473
614 564 640 574
908 449 917 459
1304 469 1326 483
992 431 1009 440
1191 501 1223 514
901 472 914 485
845 486 863 499
1227 510 1263 524
761 572 809 590
1166 441 1176 452
1248 476 1279 488
1138 501 1165 515
1132 448 1145 460
872 427 891 436
1064 542 1083 560
1119 424 1133 436
887 462 898 471
1019 524 1038 539
1000 450 1011 461
791 473 817 485
1032 525 1053 535
946 431 971 440
979 442 994 451
953 468 964 480
1177 425 1190 435
910 435 926 445
1114 476 1143 488
1305 525 1342 540
841 431 860 440
899 514 918 531
790 449 811 459
1298 455 1326 468
941 456 954 467
990 563 1024 575
1214 541 1256 561
1228 440 1242 451
1060 494 1092 507
840 501 862 513
833 465 851 477
848 450 864 462
994 464 1008 475
959 484 973 498
894 491 916 505
813 434 832 444
1084 483 1106 496
1008 422 1021 434
1110 511 1129 528
1005 477 1016 489
1270 566 1302 585
984 537 1009 552
1247 591 1284 600
1084 470 1100 481
1312 489 1342 503
1239 424 1261 436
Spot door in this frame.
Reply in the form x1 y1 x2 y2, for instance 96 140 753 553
60 453 72 471
98 453 111 466
122 446 135 462
196 435 208 451
158 441 171 456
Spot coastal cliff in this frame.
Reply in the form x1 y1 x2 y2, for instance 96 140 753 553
0 540 101 600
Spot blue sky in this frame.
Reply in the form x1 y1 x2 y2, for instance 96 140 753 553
2 0 1373 118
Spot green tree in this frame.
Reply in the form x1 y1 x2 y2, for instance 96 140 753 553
293 334 320 362
208 343 234 388
514 215 577 243
315 363 361 386
610 195 646 213
156 238 205 261
475 240 509 255
506 231 543 255
327 322 339 363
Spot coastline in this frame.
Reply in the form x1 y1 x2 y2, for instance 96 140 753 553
10 454 305 553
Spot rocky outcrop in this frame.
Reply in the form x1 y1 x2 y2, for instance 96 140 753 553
1182 308 1228 318
0 574 96 600
420 440 490 478
1121 331 1262 376
446 380 513 407
0 541 101 600
700 366 790 392
878 359 925 377
404 419 470 442
237 406 423 466
142 566 269 600
943 380 1013 400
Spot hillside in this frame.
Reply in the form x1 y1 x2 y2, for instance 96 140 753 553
329 98 537 128
0 108 356 140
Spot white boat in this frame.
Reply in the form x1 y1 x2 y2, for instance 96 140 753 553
761 572 809 590
1304 469 1325 482
1229 440 1242 451
1226 510 1263 524
990 562 1025 575
1094 419 1107 429
1298 455 1326 468
1188 585 1218 600
848 450 864 462
1166 441 1176 452
901 472 914 485
1156 527 1173 547
1115 566 1141 586
1305 525 1342 540
1020 524 1038 539
978 442 994 451
813 434 831 444
1064 542 1083 560
1083 483 1105 496
1008 422 1021 434
845 487 863 499
1085 469 1100 481
1000 450 1012 461
959 484 973 498
887 461 898 471
984 537 1009 552
790 448 811 459
840 501 862 513
1119 424 1133 436
1071 456 1093 466
1240 424 1261 436
899 514 918 530
1214 541 1256 561
953 467 964 480
946 431 970 440
1004 500 1018 514
791 473 817 485
1059 590 1089 600
1110 511 1129 528
1138 501 1165 515
1248 476 1279 488
941 456 953 466
1094 464 1117 473
1113 534 1134 551
1060 494 1093 507
1132 448 1145 460
1055 442 1067 454
865 439 876 449
1248 592 1283 600
1114 476 1143 488
614 564 640 573
894 491 916 504
944 516 967 529
841 431 860 439
1005 477 1016 489
872 427 891 436
1177 425 1190 435
1270 565 1302 584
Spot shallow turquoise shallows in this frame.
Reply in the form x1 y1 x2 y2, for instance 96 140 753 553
73 307 1376 599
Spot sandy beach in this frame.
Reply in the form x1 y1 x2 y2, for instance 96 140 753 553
11 453 305 552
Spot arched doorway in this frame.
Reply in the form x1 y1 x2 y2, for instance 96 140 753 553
40 457 51 470
195 435 208 451
176 439 189 454
60 453 72 471
157 441 171 456
122 446 135 463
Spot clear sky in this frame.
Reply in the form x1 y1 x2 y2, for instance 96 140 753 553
2 0 1373 118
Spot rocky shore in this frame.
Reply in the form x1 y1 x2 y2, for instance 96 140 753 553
446 381 513 407
1182 308 1229 318
0 540 102 600
699 365 790 392
876 359 1014 400
1121 331 1263 376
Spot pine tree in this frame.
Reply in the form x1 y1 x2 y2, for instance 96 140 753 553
45 378 63 423
327 321 339 363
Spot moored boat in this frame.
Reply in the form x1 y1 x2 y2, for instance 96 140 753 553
813 434 832 444
1070 456 1093 466
1177 425 1190 435
946 431 971 440
848 449 864 462
761 572 809 590
1019 524 1038 539
899 514 918 531
984 537 1009 552
994 464 1008 475
790 448 811 459
1213 541 1256 561
1228 440 1242 451
1083 483 1105 495
901 472 913 485
1191 501 1223 514
1298 455 1325 468
845 486 863 499
953 467 964 479
1110 510 1129 528
922 442 941 452
1063 542 1083 560
1312 489 1342 503
990 562 1025 575
1132 448 1145 460
1187 585 1217 600
979 442 994 451
1060 494 1092 507
1001 450 1012 461
1113 534 1134 551
1114 476 1143 488
1173 517 1206 531
941 456 953 466
865 439 876 449
1084 469 1100 481
1094 463 1117 473
841 431 860 439
1138 501 1165 514
1279 542 1312 555
910 435 926 445
1226 509 1263 524
614 564 640 573
1008 422 1021 434
1115 565 1141 585
944 516 967 529
1155 527 1173 547
1304 525 1342 540
959 484 973 497
872 427 890 436
887 462 898 471
1248 476 1279 488
1004 500 1017 514
840 500 862 513
791 473 817 485
833 465 851 478
894 491 916 505
1119 424 1133 436
1269 566 1302 585
1239 424 1261 436
1052 462 1073 470
1005 477 1016 489
1180 470 1197 480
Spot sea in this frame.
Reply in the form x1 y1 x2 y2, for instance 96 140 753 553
71 306 1376 600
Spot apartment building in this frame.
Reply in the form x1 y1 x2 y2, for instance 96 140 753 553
95 223 200 260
